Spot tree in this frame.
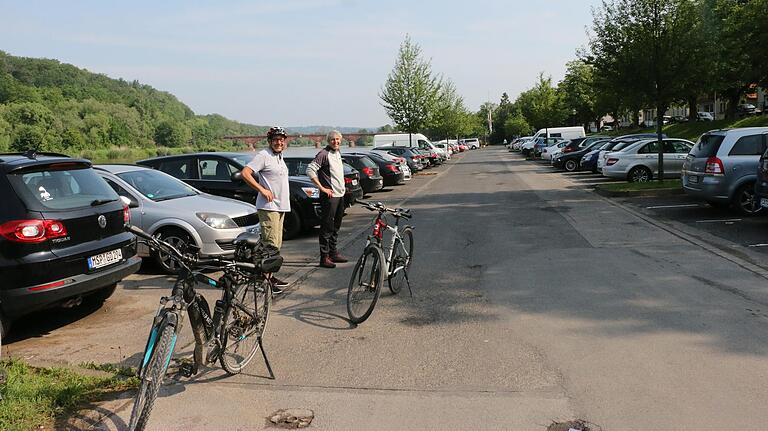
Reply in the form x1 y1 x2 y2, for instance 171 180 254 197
154 121 189 147
589 0 698 179
559 60 598 130
514 74 567 131
504 113 532 137
379 35 442 132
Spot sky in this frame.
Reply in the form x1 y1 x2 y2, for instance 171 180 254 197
0 0 603 128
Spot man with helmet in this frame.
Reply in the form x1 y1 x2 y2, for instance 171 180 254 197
241 126 291 292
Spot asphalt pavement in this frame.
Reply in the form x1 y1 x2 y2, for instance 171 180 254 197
7 147 768 430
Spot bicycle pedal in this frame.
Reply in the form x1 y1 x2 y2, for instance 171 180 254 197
178 362 196 378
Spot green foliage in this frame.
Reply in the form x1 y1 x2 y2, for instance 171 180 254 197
380 35 442 132
514 74 567 131
0 50 267 159
504 113 532 137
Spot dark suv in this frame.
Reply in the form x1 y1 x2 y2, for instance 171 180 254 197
137 152 323 240
0 152 141 336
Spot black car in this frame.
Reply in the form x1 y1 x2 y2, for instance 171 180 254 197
347 151 405 186
340 154 384 193
552 140 610 172
137 152 321 240
0 152 141 336
373 146 424 172
282 156 364 206
561 136 609 154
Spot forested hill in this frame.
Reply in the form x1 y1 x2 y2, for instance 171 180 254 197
0 51 267 160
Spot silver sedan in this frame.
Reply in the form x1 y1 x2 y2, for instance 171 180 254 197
601 138 694 182
95 165 259 273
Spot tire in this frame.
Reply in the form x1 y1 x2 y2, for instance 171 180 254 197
152 228 194 274
346 244 385 324
628 166 652 182
388 227 414 295
732 182 763 216
129 324 176 431
564 159 578 172
220 279 271 375
283 208 302 240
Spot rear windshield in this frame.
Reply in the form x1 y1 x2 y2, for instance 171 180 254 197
357 156 377 168
8 165 118 211
690 134 725 158
284 158 311 176
117 170 197 201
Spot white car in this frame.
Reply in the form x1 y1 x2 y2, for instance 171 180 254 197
463 138 480 149
596 140 640 172
601 138 694 181
541 140 571 161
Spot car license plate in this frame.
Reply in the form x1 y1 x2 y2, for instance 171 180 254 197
761 198 768 208
88 249 123 270
352 179 358 186
688 175 699 184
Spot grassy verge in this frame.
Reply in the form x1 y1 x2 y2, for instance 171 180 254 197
0 358 138 431
598 115 768 142
598 179 681 192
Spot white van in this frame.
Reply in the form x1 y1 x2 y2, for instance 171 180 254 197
531 126 585 141
373 133 448 160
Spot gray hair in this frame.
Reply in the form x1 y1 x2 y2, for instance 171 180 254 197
326 130 342 143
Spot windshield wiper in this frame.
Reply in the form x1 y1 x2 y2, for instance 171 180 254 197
153 194 193 202
91 198 118 206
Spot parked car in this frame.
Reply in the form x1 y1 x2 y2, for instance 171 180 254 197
433 142 452 160
462 138 480 149
0 152 141 336
373 146 425 172
95 164 259 273
137 152 322 240
737 104 757 116
552 139 610 172
753 146 768 211
590 134 668 173
697 112 715 121
346 150 406 186
600 139 694 181
561 136 609 154
364 149 412 181
682 127 768 215
339 153 384 193
280 154 363 206
541 140 571 161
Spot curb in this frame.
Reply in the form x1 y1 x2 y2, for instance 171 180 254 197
593 187 684 198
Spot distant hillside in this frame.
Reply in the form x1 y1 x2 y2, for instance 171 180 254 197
286 126 380 135
0 51 267 161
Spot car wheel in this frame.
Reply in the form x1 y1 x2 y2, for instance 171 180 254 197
732 182 763 216
283 209 302 240
564 159 578 172
153 228 194 274
628 166 652 182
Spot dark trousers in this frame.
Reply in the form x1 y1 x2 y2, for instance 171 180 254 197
319 196 345 255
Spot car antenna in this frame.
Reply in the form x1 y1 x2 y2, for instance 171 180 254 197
23 149 37 160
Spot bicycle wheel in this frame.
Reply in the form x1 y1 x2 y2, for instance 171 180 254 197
129 323 176 431
220 278 271 375
388 227 414 294
346 244 385 324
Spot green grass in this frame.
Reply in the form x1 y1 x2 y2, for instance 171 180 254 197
598 115 768 142
0 358 138 431
598 179 682 192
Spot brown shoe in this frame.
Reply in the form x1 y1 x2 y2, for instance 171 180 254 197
320 254 336 268
329 252 348 263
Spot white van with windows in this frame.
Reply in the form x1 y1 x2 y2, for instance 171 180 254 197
373 133 448 160
531 126 585 141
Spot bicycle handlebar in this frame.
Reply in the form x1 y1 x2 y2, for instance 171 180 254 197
359 201 412 219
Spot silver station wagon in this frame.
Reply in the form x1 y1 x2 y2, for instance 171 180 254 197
601 138 694 182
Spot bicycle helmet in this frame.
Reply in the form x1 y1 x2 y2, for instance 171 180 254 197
267 126 288 140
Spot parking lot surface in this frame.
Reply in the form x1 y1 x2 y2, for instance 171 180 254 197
7 147 768 430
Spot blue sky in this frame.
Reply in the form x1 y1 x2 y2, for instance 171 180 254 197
0 0 602 128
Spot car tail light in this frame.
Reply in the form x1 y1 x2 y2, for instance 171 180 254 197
361 167 374 176
344 177 353 185
606 158 618 166
384 164 398 172
704 157 725 175
123 204 131 225
0 219 68 243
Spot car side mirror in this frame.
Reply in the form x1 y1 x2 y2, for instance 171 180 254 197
120 195 139 208
231 171 243 182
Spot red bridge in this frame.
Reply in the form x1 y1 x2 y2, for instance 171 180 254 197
222 133 377 150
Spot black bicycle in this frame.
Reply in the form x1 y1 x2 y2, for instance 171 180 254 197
125 225 282 431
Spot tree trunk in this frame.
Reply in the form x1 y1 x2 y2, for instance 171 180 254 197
687 96 697 121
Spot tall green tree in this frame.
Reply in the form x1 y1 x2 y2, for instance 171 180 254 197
380 35 442 132
514 74 567 131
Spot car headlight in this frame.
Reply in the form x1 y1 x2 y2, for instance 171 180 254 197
301 187 320 198
196 212 238 229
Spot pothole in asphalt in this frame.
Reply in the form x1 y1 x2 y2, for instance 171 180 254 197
268 408 314 428
547 419 601 431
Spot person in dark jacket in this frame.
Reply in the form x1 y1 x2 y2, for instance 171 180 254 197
306 130 348 268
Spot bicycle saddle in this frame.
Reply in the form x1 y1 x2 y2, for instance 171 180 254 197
233 231 260 247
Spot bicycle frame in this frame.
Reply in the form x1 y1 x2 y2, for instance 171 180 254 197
365 207 413 296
